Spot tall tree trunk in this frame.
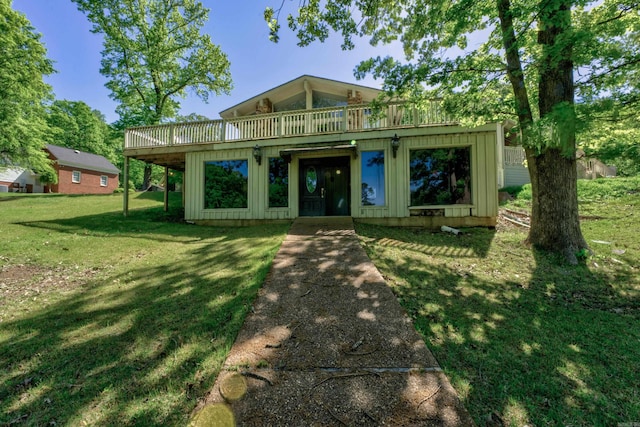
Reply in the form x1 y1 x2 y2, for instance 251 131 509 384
528 0 588 263
143 164 152 190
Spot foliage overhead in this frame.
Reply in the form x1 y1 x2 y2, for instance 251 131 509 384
266 0 639 261
46 100 119 163
0 0 55 175
72 0 232 126
266 0 639 153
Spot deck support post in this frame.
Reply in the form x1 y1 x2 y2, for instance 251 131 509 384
164 166 169 212
123 156 130 217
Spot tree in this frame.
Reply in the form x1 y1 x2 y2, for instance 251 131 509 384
0 0 54 175
72 0 232 189
266 0 639 263
46 100 118 163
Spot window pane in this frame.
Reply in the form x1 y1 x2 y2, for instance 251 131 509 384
269 157 288 207
100 175 108 186
410 148 471 206
273 92 306 112
312 91 347 108
204 160 248 209
361 151 385 206
72 171 81 183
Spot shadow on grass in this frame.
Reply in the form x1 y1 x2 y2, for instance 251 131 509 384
0 223 288 425
13 204 200 244
355 223 640 425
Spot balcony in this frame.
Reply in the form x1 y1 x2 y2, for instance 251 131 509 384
124 100 455 150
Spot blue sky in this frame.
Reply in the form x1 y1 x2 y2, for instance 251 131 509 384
14 0 404 124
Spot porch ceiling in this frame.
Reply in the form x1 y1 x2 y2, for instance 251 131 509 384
128 152 186 171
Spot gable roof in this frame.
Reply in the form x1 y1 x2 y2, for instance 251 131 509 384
46 145 119 175
219 75 382 119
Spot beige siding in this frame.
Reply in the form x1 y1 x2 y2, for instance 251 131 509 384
186 124 498 222
186 147 295 221
504 165 530 187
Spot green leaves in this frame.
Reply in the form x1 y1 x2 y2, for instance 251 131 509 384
46 100 119 163
0 0 54 174
71 0 232 126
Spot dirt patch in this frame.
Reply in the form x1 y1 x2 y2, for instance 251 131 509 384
0 263 100 316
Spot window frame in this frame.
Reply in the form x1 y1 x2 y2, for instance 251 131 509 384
100 175 108 187
267 157 289 209
72 170 81 183
203 159 249 210
408 146 473 208
360 149 386 208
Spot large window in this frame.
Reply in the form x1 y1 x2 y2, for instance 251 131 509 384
410 147 472 206
269 157 288 208
273 93 306 112
361 151 385 206
204 160 248 209
312 91 347 108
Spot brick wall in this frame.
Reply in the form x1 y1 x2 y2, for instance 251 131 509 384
53 164 119 194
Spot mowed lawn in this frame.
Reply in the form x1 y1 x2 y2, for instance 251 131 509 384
0 192 289 426
356 177 640 426
1 178 639 426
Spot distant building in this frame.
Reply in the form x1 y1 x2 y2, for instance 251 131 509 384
45 145 119 194
0 145 120 194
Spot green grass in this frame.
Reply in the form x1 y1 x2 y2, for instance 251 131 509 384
356 177 640 426
2 179 638 426
0 192 288 426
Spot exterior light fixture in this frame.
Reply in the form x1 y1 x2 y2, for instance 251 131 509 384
391 134 400 158
253 144 262 165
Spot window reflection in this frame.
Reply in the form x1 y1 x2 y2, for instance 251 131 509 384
361 151 385 206
410 148 471 206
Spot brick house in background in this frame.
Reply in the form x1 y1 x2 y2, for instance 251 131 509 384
46 144 119 194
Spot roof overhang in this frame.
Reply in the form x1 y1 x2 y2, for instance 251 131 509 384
57 160 120 175
279 143 358 163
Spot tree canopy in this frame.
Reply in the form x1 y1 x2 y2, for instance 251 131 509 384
267 0 639 262
0 0 54 174
46 100 119 163
72 0 233 188
73 0 232 125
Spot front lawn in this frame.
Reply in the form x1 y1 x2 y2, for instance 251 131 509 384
356 177 640 426
0 192 288 426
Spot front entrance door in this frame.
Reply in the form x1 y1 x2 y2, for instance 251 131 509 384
299 157 350 216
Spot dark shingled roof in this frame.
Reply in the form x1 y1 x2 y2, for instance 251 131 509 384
46 144 119 174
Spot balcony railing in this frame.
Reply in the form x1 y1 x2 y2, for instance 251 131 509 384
125 101 455 150
504 146 527 166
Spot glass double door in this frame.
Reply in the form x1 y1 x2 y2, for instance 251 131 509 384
299 157 350 216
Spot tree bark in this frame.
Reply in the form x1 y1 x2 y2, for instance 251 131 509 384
143 163 152 190
527 0 588 263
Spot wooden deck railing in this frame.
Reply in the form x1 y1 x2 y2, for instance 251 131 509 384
125 101 455 149
504 146 527 166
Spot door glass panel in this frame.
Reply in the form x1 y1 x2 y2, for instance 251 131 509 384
306 166 317 194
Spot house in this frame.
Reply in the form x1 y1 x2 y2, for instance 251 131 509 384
123 75 501 227
45 144 119 194
0 166 43 193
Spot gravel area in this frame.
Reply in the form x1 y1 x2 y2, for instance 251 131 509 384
193 217 474 426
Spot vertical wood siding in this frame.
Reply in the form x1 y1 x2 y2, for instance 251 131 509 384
186 128 497 221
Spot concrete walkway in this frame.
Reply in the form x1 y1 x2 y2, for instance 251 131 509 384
195 217 474 426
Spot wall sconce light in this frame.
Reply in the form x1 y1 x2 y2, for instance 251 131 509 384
253 144 262 165
391 134 400 158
